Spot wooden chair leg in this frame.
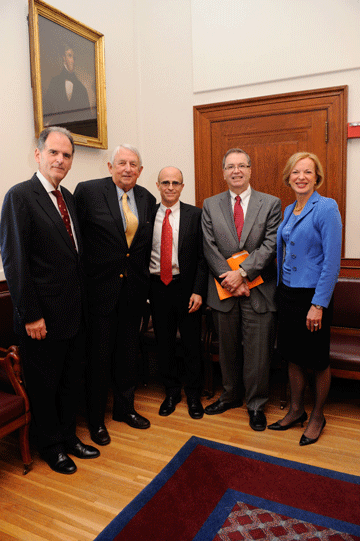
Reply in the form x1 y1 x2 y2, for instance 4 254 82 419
19 424 32 474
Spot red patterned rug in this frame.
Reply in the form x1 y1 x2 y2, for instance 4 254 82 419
95 436 360 541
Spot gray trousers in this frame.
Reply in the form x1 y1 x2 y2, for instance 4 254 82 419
213 296 276 410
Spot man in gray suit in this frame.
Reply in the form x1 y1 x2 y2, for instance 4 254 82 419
202 148 281 431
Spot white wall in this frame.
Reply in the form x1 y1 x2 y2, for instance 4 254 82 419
191 0 360 92
134 0 360 257
0 0 359 285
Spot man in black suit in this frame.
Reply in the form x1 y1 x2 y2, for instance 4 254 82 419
0 127 100 474
74 145 156 446
149 167 207 419
43 45 92 126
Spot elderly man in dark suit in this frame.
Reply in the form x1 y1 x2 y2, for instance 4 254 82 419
74 145 156 446
202 148 282 431
0 127 100 474
149 167 207 419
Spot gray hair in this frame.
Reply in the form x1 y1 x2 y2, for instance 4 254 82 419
37 126 75 155
222 148 251 169
110 144 142 168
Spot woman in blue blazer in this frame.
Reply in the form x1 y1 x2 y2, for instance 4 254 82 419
268 152 342 446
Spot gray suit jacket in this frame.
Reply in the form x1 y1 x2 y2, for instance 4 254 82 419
202 188 282 313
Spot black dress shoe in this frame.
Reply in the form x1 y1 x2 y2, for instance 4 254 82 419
299 418 326 446
90 425 111 446
204 398 243 415
114 411 151 429
268 411 308 431
65 440 100 459
159 395 181 416
42 451 77 474
187 398 204 419
248 409 267 431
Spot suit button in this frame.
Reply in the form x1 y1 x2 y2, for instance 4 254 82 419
120 274 124 278
292 267 297 271
291 254 296 259
290 241 295 245
126 253 130 257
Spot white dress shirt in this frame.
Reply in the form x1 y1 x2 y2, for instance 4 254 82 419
150 201 180 276
229 185 251 220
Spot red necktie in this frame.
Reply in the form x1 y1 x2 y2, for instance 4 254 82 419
160 208 173 285
52 189 76 249
234 195 244 241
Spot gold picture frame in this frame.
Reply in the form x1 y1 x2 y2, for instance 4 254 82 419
28 0 107 149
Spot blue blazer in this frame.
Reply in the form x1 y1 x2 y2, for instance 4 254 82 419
277 191 342 308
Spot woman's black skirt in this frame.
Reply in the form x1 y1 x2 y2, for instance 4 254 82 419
277 282 334 371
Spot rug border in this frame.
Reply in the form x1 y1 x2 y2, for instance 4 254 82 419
95 436 360 541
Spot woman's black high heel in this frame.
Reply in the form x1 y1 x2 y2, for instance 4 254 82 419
299 418 326 446
267 411 308 431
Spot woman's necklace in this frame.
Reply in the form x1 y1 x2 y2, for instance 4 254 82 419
294 201 306 213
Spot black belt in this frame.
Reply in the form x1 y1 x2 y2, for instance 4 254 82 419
150 274 181 283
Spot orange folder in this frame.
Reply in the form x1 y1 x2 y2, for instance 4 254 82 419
215 251 264 300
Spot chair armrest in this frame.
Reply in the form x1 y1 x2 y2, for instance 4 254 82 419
0 346 30 412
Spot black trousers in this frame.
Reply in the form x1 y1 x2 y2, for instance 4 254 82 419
20 326 85 453
149 276 203 398
86 283 146 428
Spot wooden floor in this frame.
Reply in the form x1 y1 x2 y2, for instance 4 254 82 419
1 373 360 541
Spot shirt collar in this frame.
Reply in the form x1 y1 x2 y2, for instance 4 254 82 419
160 200 180 213
36 170 62 194
116 186 135 200
229 185 251 203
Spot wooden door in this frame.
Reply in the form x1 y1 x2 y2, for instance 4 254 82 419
194 86 347 248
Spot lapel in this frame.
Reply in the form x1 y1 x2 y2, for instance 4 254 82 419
293 190 319 226
219 191 239 244
283 190 319 230
178 201 190 254
103 177 127 242
132 184 146 244
30 175 77 257
62 188 82 255
240 189 262 247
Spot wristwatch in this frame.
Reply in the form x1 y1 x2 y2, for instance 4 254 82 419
239 267 247 278
312 304 323 310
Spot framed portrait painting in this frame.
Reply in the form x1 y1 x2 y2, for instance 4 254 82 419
28 0 107 149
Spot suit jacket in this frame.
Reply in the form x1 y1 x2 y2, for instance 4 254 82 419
153 201 208 300
43 68 91 124
74 177 156 315
202 188 282 313
0 174 84 340
277 190 342 308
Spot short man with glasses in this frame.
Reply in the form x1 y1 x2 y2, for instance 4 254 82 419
202 148 281 431
74 145 156 445
149 167 207 419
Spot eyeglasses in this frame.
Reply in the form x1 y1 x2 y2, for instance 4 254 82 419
224 164 251 171
158 181 183 187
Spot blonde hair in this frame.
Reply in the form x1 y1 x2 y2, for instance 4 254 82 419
282 152 324 189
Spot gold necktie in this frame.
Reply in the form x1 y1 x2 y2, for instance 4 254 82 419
122 193 138 247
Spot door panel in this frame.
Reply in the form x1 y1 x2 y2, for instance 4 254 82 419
211 109 328 210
